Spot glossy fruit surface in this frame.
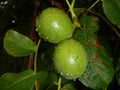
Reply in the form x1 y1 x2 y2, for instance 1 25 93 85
36 8 74 43
53 39 87 79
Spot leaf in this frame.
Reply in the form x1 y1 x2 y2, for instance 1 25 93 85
102 0 120 26
3 29 37 57
73 15 114 89
114 0 120 10
62 83 76 90
37 71 57 90
0 70 36 90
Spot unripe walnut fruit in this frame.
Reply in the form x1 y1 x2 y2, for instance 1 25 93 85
36 8 74 43
53 39 87 79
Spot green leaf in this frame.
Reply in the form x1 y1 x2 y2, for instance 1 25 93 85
62 83 76 90
115 0 120 9
3 29 37 57
37 71 57 90
0 70 36 90
102 0 120 26
73 15 114 89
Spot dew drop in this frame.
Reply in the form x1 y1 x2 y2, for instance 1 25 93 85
0 2 4 5
4 1 8 5
11 20 16 23
69 56 75 64
0 0 8 9
66 73 69 76
52 22 59 29
60 72 63 75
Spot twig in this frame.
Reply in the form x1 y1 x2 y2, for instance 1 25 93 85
48 0 65 11
28 0 40 70
57 77 62 90
28 54 34 70
66 0 82 29
34 39 41 90
86 0 100 12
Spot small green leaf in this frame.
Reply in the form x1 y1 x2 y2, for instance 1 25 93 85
3 29 37 57
0 70 36 90
73 15 114 89
102 0 120 26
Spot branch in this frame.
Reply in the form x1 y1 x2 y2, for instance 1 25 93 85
48 0 65 11
28 0 40 70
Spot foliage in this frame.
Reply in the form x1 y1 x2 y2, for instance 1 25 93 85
0 0 119 90
3 29 37 57
0 70 36 90
73 15 114 89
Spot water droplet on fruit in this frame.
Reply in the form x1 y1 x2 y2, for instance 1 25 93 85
52 22 59 29
66 73 69 76
69 56 75 64
60 72 63 75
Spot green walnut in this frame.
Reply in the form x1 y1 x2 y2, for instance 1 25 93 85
53 39 87 79
36 7 74 43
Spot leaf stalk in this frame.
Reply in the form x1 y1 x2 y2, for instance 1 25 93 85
34 39 41 90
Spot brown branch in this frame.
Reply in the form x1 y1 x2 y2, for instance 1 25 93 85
28 0 40 70
30 0 40 41
48 0 65 11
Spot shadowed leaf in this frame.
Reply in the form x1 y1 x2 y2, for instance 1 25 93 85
0 70 36 90
102 0 120 26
